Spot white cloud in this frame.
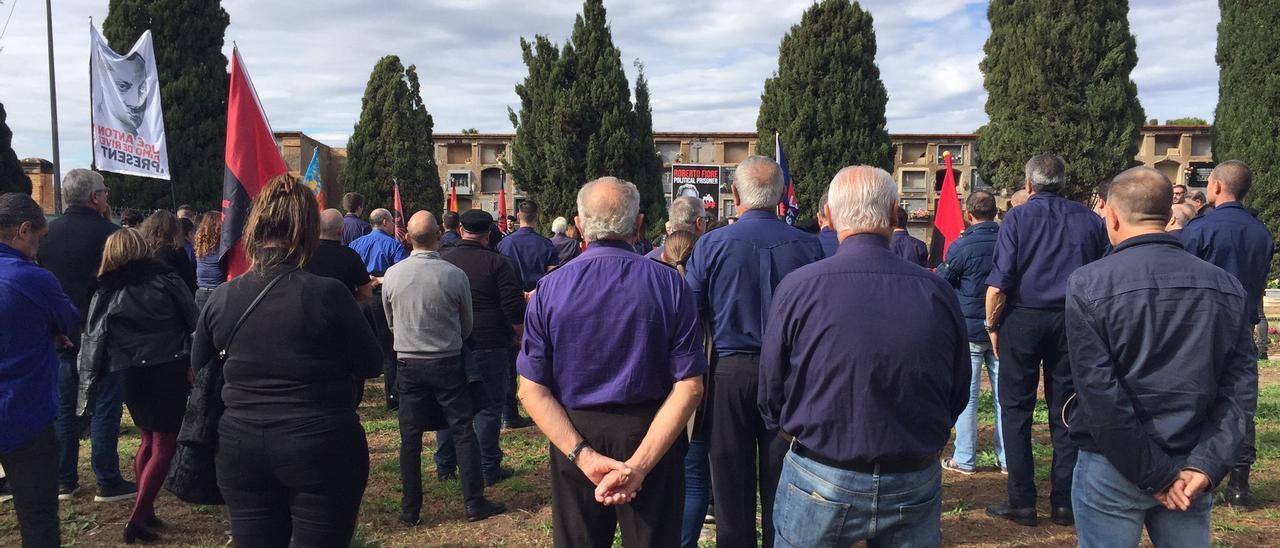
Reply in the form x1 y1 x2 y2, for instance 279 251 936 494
0 0 1220 179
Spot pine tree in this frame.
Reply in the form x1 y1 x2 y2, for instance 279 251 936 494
978 0 1145 200
0 103 29 195
756 0 892 220
1215 0 1280 275
102 0 229 211
341 56 441 215
508 0 664 232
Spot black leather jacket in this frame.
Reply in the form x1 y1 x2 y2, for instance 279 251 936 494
78 260 198 415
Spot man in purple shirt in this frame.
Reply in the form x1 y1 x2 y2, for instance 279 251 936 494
518 176 706 547
645 196 708 261
340 192 372 246
761 166 969 546
890 206 929 266
984 154 1108 527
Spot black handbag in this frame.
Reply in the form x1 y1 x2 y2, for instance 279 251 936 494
164 270 293 505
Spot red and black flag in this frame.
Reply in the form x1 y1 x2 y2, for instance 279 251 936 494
928 151 966 268
219 46 287 279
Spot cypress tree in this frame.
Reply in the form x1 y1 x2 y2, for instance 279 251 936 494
102 0 229 211
1214 0 1280 274
756 0 893 220
0 103 30 195
341 56 441 215
632 63 666 239
978 0 1145 200
508 0 663 231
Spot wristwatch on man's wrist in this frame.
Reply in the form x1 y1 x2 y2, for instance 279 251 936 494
984 321 999 333
567 440 590 463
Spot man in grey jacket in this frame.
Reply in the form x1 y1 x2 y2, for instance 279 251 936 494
382 211 506 526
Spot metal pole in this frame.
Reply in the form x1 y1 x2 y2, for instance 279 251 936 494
45 0 63 213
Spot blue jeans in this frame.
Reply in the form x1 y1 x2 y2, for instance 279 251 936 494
1072 451 1211 548
55 353 125 488
773 448 942 547
436 348 508 476
680 435 710 548
950 342 1005 470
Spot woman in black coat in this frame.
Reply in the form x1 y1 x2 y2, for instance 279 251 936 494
80 228 197 543
140 209 197 293
191 174 382 547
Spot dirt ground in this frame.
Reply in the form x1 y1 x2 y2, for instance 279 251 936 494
3 359 1278 547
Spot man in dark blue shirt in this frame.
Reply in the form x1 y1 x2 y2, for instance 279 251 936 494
441 211 462 248
685 155 823 548
760 166 969 546
1180 160 1275 508
497 201 558 292
890 206 928 267
340 192 372 246
1067 167 1257 546
984 154 1108 527
936 190 1006 475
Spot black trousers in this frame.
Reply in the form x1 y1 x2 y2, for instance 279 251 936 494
398 356 484 515
216 412 369 548
707 354 787 548
503 348 521 422
997 307 1076 509
0 425 60 548
551 402 686 548
361 291 397 408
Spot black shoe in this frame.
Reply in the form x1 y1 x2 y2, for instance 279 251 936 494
95 480 138 502
0 482 11 504
399 512 421 527
986 503 1037 527
1050 506 1074 526
123 522 159 544
1225 466 1256 510
466 499 508 522
503 415 533 429
437 469 457 482
484 467 515 486
57 485 80 501
145 516 164 529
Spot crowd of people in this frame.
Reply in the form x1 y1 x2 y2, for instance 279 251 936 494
0 150 1273 548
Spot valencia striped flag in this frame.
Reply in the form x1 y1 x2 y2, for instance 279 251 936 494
928 151 965 268
219 47 288 279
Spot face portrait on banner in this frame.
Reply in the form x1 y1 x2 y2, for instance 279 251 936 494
89 25 171 180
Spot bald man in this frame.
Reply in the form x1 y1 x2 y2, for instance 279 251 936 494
1009 188 1029 208
349 206 408 409
1066 167 1256 546
307 209 374 301
382 211 507 525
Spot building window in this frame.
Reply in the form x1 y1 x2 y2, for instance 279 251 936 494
480 168 504 193
936 144 965 165
901 170 928 192
724 142 749 164
1191 135 1211 157
900 143 928 165
657 142 681 164
446 143 472 165
448 171 472 194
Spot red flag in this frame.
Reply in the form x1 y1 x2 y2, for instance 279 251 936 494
929 152 965 267
448 178 458 213
219 47 287 279
393 181 405 241
497 171 508 232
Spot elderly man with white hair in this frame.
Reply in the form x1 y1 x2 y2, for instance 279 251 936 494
644 195 708 261
549 216 580 265
759 166 970 547
685 155 823 547
518 177 706 547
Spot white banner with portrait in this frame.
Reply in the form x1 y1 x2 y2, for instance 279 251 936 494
89 25 170 179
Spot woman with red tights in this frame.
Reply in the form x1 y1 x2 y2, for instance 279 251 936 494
79 228 197 544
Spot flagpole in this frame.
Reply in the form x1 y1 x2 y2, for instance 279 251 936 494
46 0 63 213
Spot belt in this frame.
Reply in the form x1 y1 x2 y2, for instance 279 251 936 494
792 441 935 474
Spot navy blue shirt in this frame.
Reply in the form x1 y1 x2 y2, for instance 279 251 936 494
1181 202 1275 323
818 227 839 257
348 229 407 276
441 231 461 247
759 234 970 462
986 191 1108 309
685 209 824 356
1066 233 1257 490
936 221 1000 342
890 230 929 267
340 214 372 246
498 227 559 291
195 252 225 289
551 234 582 265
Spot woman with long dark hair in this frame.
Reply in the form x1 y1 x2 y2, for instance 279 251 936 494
140 210 197 293
191 174 382 546
80 228 197 543
193 212 225 311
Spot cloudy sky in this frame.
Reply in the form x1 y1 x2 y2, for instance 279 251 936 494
0 0 1219 177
